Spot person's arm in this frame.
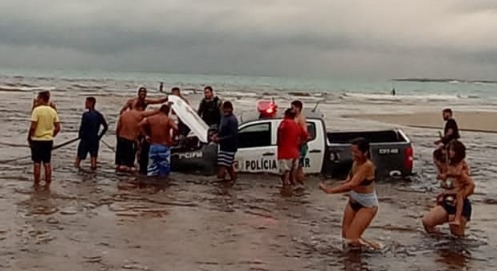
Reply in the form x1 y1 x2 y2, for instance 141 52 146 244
140 109 161 118
98 114 108 139
319 164 369 194
119 99 133 115
217 119 236 140
137 118 149 137
27 109 39 143
169 118 178 132
116 117 122 137
197 100 205 116
53 112 60 137
145 97 168 105
78 114 86 139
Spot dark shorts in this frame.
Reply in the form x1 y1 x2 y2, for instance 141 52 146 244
31 140 53 164
77 139 99 159
441 197 472 221
115 137 136 167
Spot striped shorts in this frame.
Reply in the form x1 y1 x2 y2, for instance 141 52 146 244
217 150 236 167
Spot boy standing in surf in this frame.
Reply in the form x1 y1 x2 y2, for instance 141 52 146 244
28 91 60 187
74 97 108 170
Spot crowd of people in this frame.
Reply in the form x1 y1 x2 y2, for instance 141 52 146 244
27 87 475 248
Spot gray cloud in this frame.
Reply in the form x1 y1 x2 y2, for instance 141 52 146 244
0 0 496 79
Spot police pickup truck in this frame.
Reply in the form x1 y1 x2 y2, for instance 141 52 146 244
168 97 414 179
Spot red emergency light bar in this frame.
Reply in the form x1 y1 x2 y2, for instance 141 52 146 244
257 99 278 118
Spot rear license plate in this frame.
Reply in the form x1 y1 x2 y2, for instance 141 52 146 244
378 148 399 155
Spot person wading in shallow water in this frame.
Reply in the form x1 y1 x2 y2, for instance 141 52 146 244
433 108 460 173
138 104 178 178
74 97 108 170
211 101 238 183
115 107 160 173
120 87 168 174
423 140 475 237
319 138 379 248
291 100 310 185
277 108 308 187
28 91 61 188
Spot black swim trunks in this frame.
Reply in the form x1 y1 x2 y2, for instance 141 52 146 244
115 137 136 167
30 140 53 164
441 197 472 221
77 139 99 159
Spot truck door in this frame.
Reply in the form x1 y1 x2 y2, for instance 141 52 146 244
304 120 326 174
235 121 278 174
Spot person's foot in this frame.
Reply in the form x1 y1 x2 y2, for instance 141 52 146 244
90 166 97 171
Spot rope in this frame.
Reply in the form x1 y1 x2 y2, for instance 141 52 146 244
0 137 80 164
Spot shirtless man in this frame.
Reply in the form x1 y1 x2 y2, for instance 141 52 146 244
115 107 160 172
291 100 309 184
119 87 168 115
138 104 178 177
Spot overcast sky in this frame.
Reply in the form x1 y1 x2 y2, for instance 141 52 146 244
0 0 496 79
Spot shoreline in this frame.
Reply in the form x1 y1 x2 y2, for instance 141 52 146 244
343 111 497 134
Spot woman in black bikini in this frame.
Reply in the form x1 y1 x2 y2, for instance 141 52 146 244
319 138 378 247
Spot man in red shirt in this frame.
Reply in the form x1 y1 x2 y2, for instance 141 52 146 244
277 108 308 186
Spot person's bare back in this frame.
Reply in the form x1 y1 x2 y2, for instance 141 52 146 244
146 113 177 146
117 109 159 141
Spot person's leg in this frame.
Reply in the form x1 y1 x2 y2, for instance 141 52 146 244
449 217 467 237
227 164 236 183
342 203 357 238
344 207 378 245
421 205 449 234
450 192 464 226
41 141 53 185
33 163 41 185
89 141 99 170
75 141 87 168
217 166 227 181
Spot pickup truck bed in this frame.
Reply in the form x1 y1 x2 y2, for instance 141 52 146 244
324 129 413 179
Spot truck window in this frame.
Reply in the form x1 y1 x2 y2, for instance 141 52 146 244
307 122 316 141
238 122 271 148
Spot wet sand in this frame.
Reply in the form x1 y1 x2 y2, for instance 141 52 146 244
1 75 497 270
345 111 497 133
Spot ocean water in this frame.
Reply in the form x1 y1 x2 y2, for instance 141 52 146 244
1 68 497 270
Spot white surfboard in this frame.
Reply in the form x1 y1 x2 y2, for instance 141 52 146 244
168 95 210 143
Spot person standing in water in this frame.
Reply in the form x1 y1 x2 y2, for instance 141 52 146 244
291 100 309 185
211 101 238 183
28 91 61 188
119 87 168 115
277 108 308 186
423 140 474 237
319 138 379 248
115 107 160 172
433 108 460 174
74 97 108 170
198 86 222 129
138 104 178 177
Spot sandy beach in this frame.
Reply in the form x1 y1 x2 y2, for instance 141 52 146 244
344 111 497 133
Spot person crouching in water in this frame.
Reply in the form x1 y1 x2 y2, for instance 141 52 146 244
138 104 178 178
74 97 108 170
277 108 308 187
436 140 471 226
211 101 238 183
319 138 378 247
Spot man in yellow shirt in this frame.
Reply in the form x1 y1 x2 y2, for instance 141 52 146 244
28 91 61 187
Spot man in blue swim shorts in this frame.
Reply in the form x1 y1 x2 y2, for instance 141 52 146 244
138 104 178 177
